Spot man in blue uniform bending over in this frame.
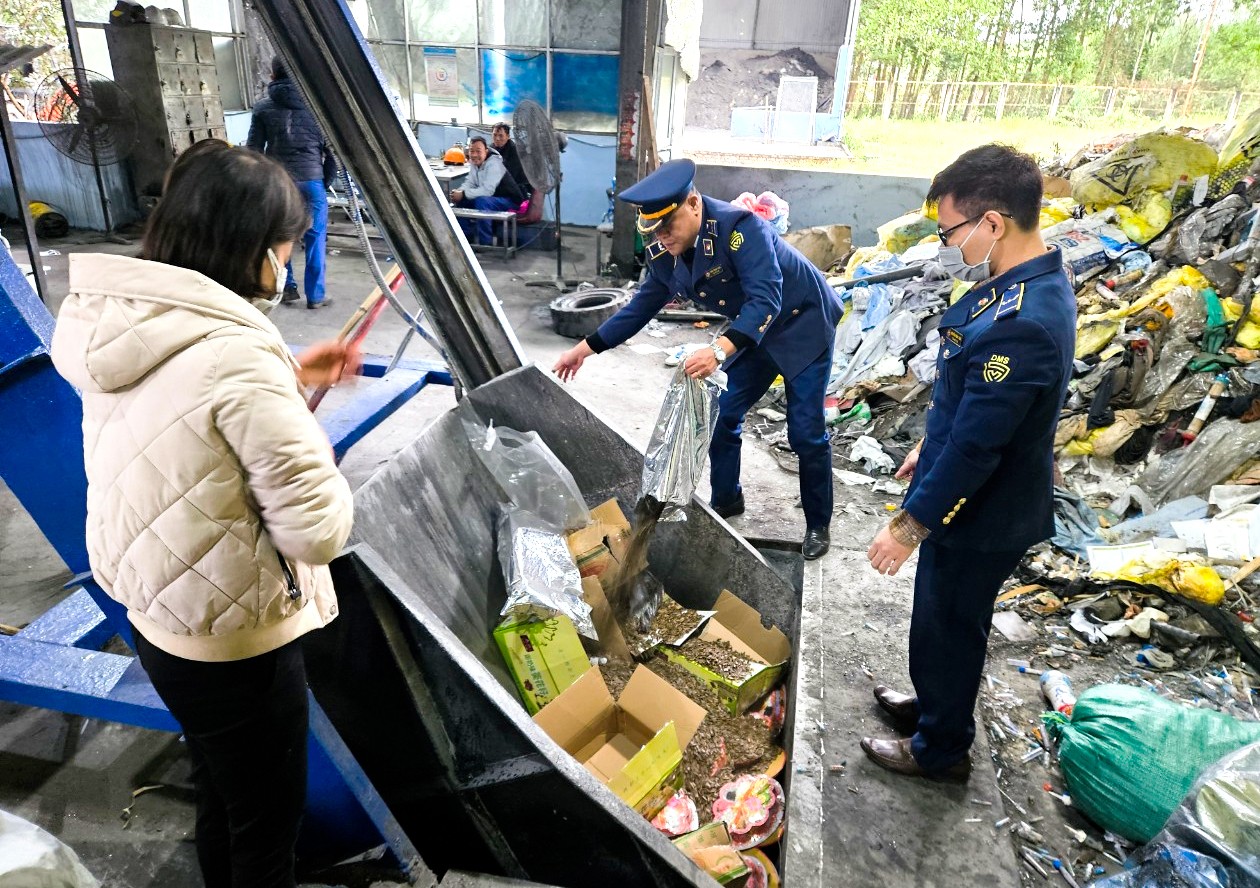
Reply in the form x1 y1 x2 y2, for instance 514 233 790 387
863 144 1076 779
554 159 842 559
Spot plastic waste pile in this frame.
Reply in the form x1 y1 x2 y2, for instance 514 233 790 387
745 110 1260 679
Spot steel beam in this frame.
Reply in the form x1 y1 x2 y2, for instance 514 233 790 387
249 0 525 390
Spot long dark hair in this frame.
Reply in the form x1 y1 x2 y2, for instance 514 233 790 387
140 147 308 300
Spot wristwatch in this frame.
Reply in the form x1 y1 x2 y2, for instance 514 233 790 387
710 342 728 363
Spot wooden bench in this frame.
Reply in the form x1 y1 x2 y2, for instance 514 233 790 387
451 208 518 259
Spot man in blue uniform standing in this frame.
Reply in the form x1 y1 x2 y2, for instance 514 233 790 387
554 159 842 558
863 144 1077 779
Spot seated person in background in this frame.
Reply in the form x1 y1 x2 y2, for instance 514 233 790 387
492 123 532 203
451 136 525 246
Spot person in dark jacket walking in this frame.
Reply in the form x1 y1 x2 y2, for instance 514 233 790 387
247 57 337 309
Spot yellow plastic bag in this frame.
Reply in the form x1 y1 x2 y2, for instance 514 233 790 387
1094 553 1225 606
1210 106 1260 198
1172 563 1226 606
1076 320 1121 358
1071 132 1218 209
1237 321 1260 351
1115 191 1172 242
877 212 938 255
844 246 888 279
1039 197 1078 229
1150 266 1211 300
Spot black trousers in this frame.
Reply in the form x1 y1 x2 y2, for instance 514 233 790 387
908 540 1027 773
134 633 308 888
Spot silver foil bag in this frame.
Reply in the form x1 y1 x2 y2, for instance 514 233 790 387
497 507 595 639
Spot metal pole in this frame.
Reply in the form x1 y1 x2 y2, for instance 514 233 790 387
249 0 524 390
59 0 114 233
0 95 49 303
609 0 650 277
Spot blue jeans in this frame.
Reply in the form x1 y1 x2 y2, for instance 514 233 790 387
286 179 328 305
455 195 516 245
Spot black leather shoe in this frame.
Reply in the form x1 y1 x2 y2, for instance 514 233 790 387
860 736 971 781
281 287 301 304
712 492 745 519
802 526 830 559
307 298 334 310
873 685 920 734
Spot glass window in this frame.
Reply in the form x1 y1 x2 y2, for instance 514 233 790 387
479 0 547 47
78 28 113 78
409 0 476 43
214 38 245 111
188 1 234 32
410 46 479 124
74 0 117 23
481 49 545 120
363 0 406 40
369 42 412 118
551 0 619 51
551 53 618 131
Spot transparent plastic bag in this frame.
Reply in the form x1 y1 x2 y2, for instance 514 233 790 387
1096 742 1260 888
641 353 726 522
496 506 595 639
465 412 590 533
0 809 100 887
1139 420 1260 506
1136 338 1197 408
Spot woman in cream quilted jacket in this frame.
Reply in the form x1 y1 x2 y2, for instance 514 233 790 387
51 144 356 888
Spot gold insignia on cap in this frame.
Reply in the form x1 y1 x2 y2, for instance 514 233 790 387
983 354 1011 383
730 231 745 252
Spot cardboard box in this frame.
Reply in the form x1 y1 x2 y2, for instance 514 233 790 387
533 665 706 818
567 499 631 589
581 576 631 660
672 822 750 885
661 590 792 715
494 614 592 715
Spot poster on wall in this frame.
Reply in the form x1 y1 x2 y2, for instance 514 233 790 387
425 47 459 105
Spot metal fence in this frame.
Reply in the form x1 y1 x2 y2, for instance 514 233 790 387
845 79 1259 125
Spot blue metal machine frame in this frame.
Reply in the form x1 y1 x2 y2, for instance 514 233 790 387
0 242 448 876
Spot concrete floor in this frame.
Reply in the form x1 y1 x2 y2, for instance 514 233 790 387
0 226 1019 886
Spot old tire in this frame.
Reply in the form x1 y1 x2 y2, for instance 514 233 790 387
550 289 631 340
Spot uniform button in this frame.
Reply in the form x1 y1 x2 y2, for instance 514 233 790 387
792 309 800 315
718 300 726 306
330 604 338 615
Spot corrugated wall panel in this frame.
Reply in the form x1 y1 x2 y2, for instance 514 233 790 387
0 122 139 231
699 0 853 51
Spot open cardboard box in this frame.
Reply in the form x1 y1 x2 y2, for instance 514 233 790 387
661 590 792 715
533 665 706 818
567 499 632 591
494 614 592 715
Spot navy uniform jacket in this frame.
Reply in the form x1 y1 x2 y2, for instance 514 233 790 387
591 197 842 380
904 248 1076 552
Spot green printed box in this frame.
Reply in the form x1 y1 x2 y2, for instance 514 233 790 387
494 614 592 715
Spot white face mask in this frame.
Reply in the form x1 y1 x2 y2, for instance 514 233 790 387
250 247 287 314
938 218 996 283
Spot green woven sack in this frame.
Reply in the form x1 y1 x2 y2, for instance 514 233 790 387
1048 684 1260 844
